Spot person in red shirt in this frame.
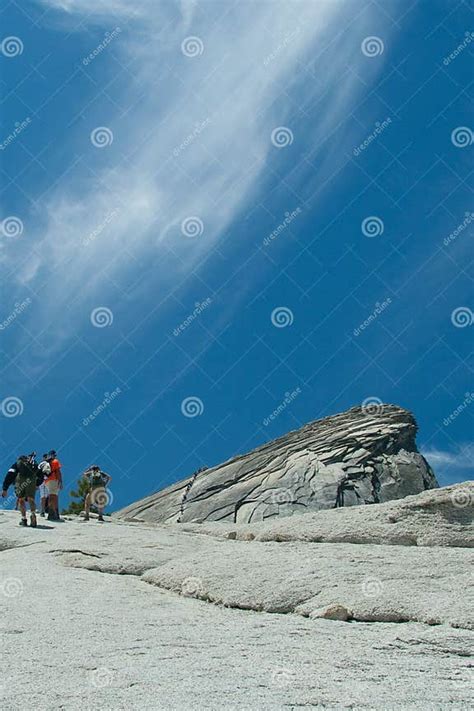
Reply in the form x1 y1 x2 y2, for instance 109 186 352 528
45 450 63 521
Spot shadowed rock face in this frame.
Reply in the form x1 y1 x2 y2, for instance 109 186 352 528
116 404 438 524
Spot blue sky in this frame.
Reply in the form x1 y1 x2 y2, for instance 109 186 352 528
1 0 473 512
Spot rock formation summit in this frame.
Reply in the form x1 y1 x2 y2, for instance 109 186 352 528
117 404 438 524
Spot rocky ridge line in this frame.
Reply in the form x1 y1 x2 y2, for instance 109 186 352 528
116 404 438 524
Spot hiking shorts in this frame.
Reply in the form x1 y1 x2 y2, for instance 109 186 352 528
46 479 60 495
39 483 48 498
15 477 36 500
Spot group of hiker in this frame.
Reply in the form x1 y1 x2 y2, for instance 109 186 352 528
1 451 112 527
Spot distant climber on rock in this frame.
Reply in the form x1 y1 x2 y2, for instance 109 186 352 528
1 453 40 527
177 466 207 522
82 465 112 522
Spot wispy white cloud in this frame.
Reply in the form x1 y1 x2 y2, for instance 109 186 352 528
37 0 153 19
423 445 474 470
14 0 387 347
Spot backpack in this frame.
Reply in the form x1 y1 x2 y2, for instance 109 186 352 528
37 460 51 486
16 456 39 485
90 469 106 487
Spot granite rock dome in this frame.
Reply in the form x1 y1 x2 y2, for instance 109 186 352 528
117 404 438 524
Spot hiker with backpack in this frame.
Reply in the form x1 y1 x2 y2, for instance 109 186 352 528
1 453 41 527
44 449 63 521
38 453 51 517
83 465 112 522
